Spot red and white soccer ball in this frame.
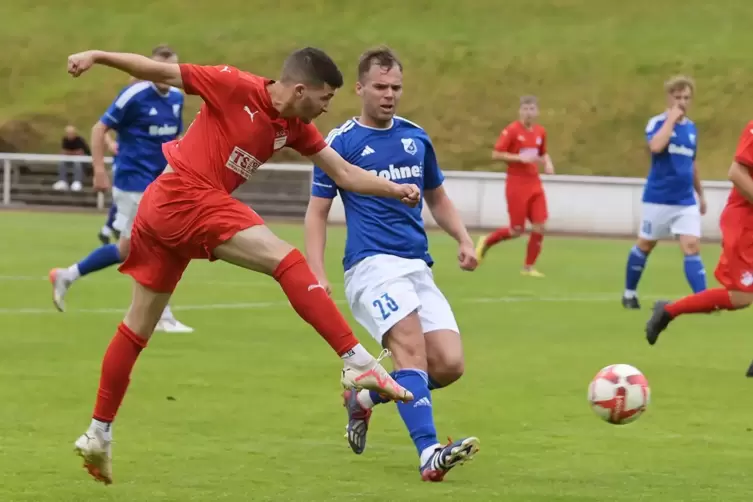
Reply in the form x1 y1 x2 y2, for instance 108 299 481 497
588 364 650 425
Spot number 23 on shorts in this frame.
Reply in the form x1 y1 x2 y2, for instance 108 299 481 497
373 293 399 320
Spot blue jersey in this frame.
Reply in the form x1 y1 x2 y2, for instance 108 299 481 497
100 81 184 192
312 117 445 272
642 113 698 206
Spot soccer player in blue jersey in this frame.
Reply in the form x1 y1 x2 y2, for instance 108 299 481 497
622 75 708 309
304 46 480 481
50 45 193 333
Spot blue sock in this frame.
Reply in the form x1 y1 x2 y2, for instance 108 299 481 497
105 204 117 230
625 245 648 293
369 374 445 405
427 375 444 391
368 389 391 406
77 244 122 276
393 368 439 456
684 253 707 293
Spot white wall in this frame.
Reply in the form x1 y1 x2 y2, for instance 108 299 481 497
327 171 733 239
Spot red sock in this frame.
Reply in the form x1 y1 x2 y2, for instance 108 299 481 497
92 323 148 423
525 232 544 267
486 227 513 247
665 288 735 317
274 249 359 356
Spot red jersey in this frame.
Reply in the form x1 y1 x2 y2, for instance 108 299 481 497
493 121 547 180
163 64 327 194
727 121 753 215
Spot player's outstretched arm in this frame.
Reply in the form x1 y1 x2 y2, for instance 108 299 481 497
729 162 753 203
425 186 477 271
68 51 182 88
304 197 334 295
308 146 420 206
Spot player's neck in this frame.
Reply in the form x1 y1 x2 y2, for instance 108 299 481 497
356 114 392 130
266 82 287 116
519 120 535 130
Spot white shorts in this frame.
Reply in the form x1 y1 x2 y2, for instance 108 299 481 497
343 254 459 346
111 187 143 238
638 202 701 240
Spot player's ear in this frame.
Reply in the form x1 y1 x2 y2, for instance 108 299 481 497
293 83 306 99
355 80 364 96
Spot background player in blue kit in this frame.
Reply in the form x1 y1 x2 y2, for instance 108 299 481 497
622 75 708 309
49 45 193 333
304 47 480 481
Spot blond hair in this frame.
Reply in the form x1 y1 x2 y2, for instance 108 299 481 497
664 75 695 95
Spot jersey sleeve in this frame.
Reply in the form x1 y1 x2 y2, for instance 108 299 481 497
645 116 664 142
493 125 515 152
734 123 753 168
289 122 327 157
179 64 240 108
422 136 445 190
100 89 134 130
310 131 342 199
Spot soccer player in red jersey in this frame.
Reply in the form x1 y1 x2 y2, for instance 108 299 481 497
65 48 419 484
646 121 753 347
475 95 555 277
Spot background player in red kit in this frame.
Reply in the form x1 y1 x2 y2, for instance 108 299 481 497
646 121 753 352
65 47 420 484
475 95 555 277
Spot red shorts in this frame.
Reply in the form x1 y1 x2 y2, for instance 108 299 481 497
714 209 753 292
505 180 548 231
119 172 264 293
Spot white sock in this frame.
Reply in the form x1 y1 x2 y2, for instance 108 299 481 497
90 419 113 441
340 343 374 367
419 443 441 467
100 225 113 237
356 389 375 409
66 264 81 281
623 289 637 299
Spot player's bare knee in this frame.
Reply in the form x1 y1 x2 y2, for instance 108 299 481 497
123 281 171 339
429 358 465 386
729 291 753 309
531 222 546 234
679 236 701 255
383 313 427 371
636 238 656 254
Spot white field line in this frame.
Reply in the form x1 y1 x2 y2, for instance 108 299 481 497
0 274 676 315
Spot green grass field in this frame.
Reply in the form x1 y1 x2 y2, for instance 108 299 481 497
3 1 753 177
2 211 753 501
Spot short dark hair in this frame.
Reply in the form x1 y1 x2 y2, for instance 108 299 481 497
358 46 403 82
281 47 343 89
151 44 176 59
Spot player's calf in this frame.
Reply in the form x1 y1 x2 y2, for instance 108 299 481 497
679 235 707 293
425 329 464 388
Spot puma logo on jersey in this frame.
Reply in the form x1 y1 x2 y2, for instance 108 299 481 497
221 66 230 72
244 106 258 121
368 164 422 181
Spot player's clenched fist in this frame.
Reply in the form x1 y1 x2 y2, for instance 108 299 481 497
68 51 98 77
397 183 420 207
